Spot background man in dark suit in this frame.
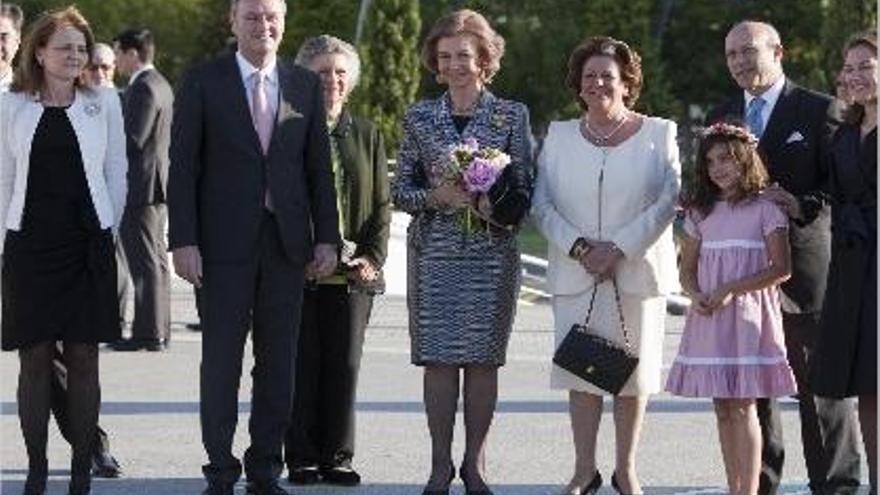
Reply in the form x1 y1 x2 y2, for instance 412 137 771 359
110 28 173 352
168 0 339 493
708 20 862 495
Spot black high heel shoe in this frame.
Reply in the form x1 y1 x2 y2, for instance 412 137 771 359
611 472 643 495
421 462 455 495
571 470 602 495
459 464 494 495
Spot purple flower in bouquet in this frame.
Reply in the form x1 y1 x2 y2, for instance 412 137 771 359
462 157 502 193
441 139 513 234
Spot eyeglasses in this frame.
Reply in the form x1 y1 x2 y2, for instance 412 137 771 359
89 64 113 72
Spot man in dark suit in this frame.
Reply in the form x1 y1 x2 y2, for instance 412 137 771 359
168 0 339 493
708 20 862 495
109 28 173 352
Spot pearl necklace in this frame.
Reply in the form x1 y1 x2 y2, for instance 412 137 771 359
583 111 629 144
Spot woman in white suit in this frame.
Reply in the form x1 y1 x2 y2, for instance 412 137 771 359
0 7 126 495
531 37 679 495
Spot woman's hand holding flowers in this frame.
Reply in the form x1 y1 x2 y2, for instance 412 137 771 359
429 182 472 210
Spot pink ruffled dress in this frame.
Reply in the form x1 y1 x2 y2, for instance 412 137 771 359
665 198 798 398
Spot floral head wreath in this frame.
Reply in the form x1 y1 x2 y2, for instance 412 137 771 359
699 122 759 146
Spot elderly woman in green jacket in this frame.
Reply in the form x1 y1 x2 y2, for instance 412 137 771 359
284 34 391 487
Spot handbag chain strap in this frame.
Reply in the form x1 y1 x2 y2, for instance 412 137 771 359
582 279 631 349
581 148 632 350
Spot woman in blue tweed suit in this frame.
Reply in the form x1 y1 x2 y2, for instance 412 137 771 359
391 9 533 495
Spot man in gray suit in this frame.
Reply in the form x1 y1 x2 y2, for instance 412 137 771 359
168 0 339 493
110 28 173 352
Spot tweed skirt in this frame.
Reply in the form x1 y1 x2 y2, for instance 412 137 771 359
407 213 520 366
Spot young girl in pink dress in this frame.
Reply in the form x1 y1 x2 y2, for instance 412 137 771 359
665 123 797 495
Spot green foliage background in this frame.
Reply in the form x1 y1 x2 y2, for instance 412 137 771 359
13 0 877 147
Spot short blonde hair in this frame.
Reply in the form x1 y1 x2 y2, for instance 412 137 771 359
420 9 505 84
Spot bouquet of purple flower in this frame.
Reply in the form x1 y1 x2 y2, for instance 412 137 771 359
442 137 511 234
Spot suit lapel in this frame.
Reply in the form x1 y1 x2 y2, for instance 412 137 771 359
273 62 301 156
221 53 263 153
759 80 797 154
463 91 496 142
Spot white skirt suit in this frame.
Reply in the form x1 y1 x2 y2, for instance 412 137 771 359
530 117 680 396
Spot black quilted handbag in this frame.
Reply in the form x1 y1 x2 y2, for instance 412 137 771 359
552 279 638 395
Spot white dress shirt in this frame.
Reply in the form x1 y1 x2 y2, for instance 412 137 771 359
743 76 785 131
235 51 279 118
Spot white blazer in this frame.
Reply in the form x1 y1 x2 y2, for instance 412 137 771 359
531 117 680 297
0 87 127 255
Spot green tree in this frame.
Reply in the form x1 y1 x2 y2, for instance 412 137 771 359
416 0 681 134
283 0 358 58
355 0 421 158
659 0 831 112
16 0 226 86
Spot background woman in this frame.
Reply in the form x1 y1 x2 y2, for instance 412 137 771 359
531 37 679 495
285 34 390 487
812 32 877 492
0 6 126 494
392 9 533 495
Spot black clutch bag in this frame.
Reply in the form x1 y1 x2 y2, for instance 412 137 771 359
552 278 638 395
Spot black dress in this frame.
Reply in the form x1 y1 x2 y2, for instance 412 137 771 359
1 107 120 351
812 124 877 398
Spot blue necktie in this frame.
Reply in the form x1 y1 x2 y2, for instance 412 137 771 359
746 96 766 138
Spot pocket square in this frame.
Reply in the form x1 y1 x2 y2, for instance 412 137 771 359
785 131 805 144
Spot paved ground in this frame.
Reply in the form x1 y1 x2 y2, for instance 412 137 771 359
0 215 869 494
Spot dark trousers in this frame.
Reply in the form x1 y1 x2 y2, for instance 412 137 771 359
51 343 112 458
119 204 170 341
19 342 99 492
285 285 373 469
200 213 305 485
116 236 131 324
194 286 204 323
759 312 862 495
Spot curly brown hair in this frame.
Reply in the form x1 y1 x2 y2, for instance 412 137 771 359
565 36 642 111
685 124 770 218
420 9 505 84
10 5 94 95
